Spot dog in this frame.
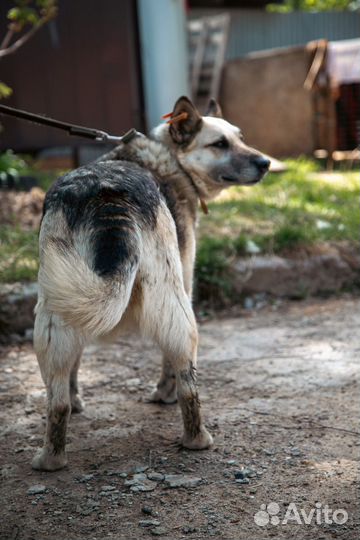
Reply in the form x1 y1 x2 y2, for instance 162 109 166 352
32 96 270 471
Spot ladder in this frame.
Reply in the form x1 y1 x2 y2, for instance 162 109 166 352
188 13 230 112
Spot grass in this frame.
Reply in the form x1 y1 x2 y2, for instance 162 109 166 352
0 157 358 290
0 226 39 283
198 158 359 247
195 158 359 302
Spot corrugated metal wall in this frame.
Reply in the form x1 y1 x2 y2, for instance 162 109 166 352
191 9 360 58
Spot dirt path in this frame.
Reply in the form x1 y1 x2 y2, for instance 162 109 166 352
1 296 359 540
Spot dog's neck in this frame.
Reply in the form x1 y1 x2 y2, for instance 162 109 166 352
151 126 222 203
100 136 204 217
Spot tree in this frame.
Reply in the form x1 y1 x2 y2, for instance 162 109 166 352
266 0 360 12
0 1 57 98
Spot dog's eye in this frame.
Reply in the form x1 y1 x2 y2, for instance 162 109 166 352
210 137 229 149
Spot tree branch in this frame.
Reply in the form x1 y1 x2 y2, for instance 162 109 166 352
0 28 15 51
0 19 47 59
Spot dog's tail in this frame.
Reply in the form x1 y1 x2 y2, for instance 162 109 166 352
39 239 138 337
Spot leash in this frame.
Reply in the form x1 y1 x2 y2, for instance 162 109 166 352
0 103 139 144
0 103 209 214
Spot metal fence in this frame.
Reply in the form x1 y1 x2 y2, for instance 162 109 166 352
191 9 360 58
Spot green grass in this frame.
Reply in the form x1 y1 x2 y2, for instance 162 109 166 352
0 157 358 287
198 158 359 248
195 158 359 302
0 226 38 282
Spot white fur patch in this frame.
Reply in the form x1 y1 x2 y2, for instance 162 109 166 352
39 242 137 337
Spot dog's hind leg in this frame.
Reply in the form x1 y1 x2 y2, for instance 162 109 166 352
69 353 84 413
31 302 84 471
141 277 213 449
173 327 213 450
149 356 177 404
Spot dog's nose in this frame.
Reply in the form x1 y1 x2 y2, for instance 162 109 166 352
252 156 271 172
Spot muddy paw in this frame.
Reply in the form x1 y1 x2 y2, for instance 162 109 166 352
149 387 177 404
182 427 213 450
71 395 84 414
31 448 67 471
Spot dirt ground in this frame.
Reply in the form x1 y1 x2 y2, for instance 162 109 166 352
0 296 359 540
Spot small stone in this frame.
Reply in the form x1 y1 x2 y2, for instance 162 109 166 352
244 297 254 310
86 499 99 508
130 480 157 492
235 478 250 484
139 520 161 527
79 474 95 483
28 484 46 495
141 506 154 515
151 526 167 536
234 467 256 480
226 460 238 466
134 465 149 473
100 485 116 492
290 447 302 457
126 377 142 387
164 475 202 488
119 472 128 478
147 472 164 482
182 525 197 534
125 473 147 486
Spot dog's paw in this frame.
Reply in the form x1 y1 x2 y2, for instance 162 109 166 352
71 395 84 414
148 386 177 404
181 426 213 450
31 448 67 471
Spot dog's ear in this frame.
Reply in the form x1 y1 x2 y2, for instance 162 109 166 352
169 96 202 145
205 98 223 118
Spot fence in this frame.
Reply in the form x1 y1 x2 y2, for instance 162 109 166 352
191 9 360 58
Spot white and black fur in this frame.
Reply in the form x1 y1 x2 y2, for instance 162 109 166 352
32 97 270 471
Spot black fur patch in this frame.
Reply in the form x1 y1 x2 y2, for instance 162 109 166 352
48 404 70 455
178 362 201 438
44 161 161 277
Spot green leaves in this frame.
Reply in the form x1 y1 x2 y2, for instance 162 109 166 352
266 0 357 12
0 82 13 99
7 7 40 28
6 0 57 29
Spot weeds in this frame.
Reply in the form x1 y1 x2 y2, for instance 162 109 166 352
0 227 38 282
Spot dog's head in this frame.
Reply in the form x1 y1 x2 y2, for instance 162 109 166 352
152 96 270 200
